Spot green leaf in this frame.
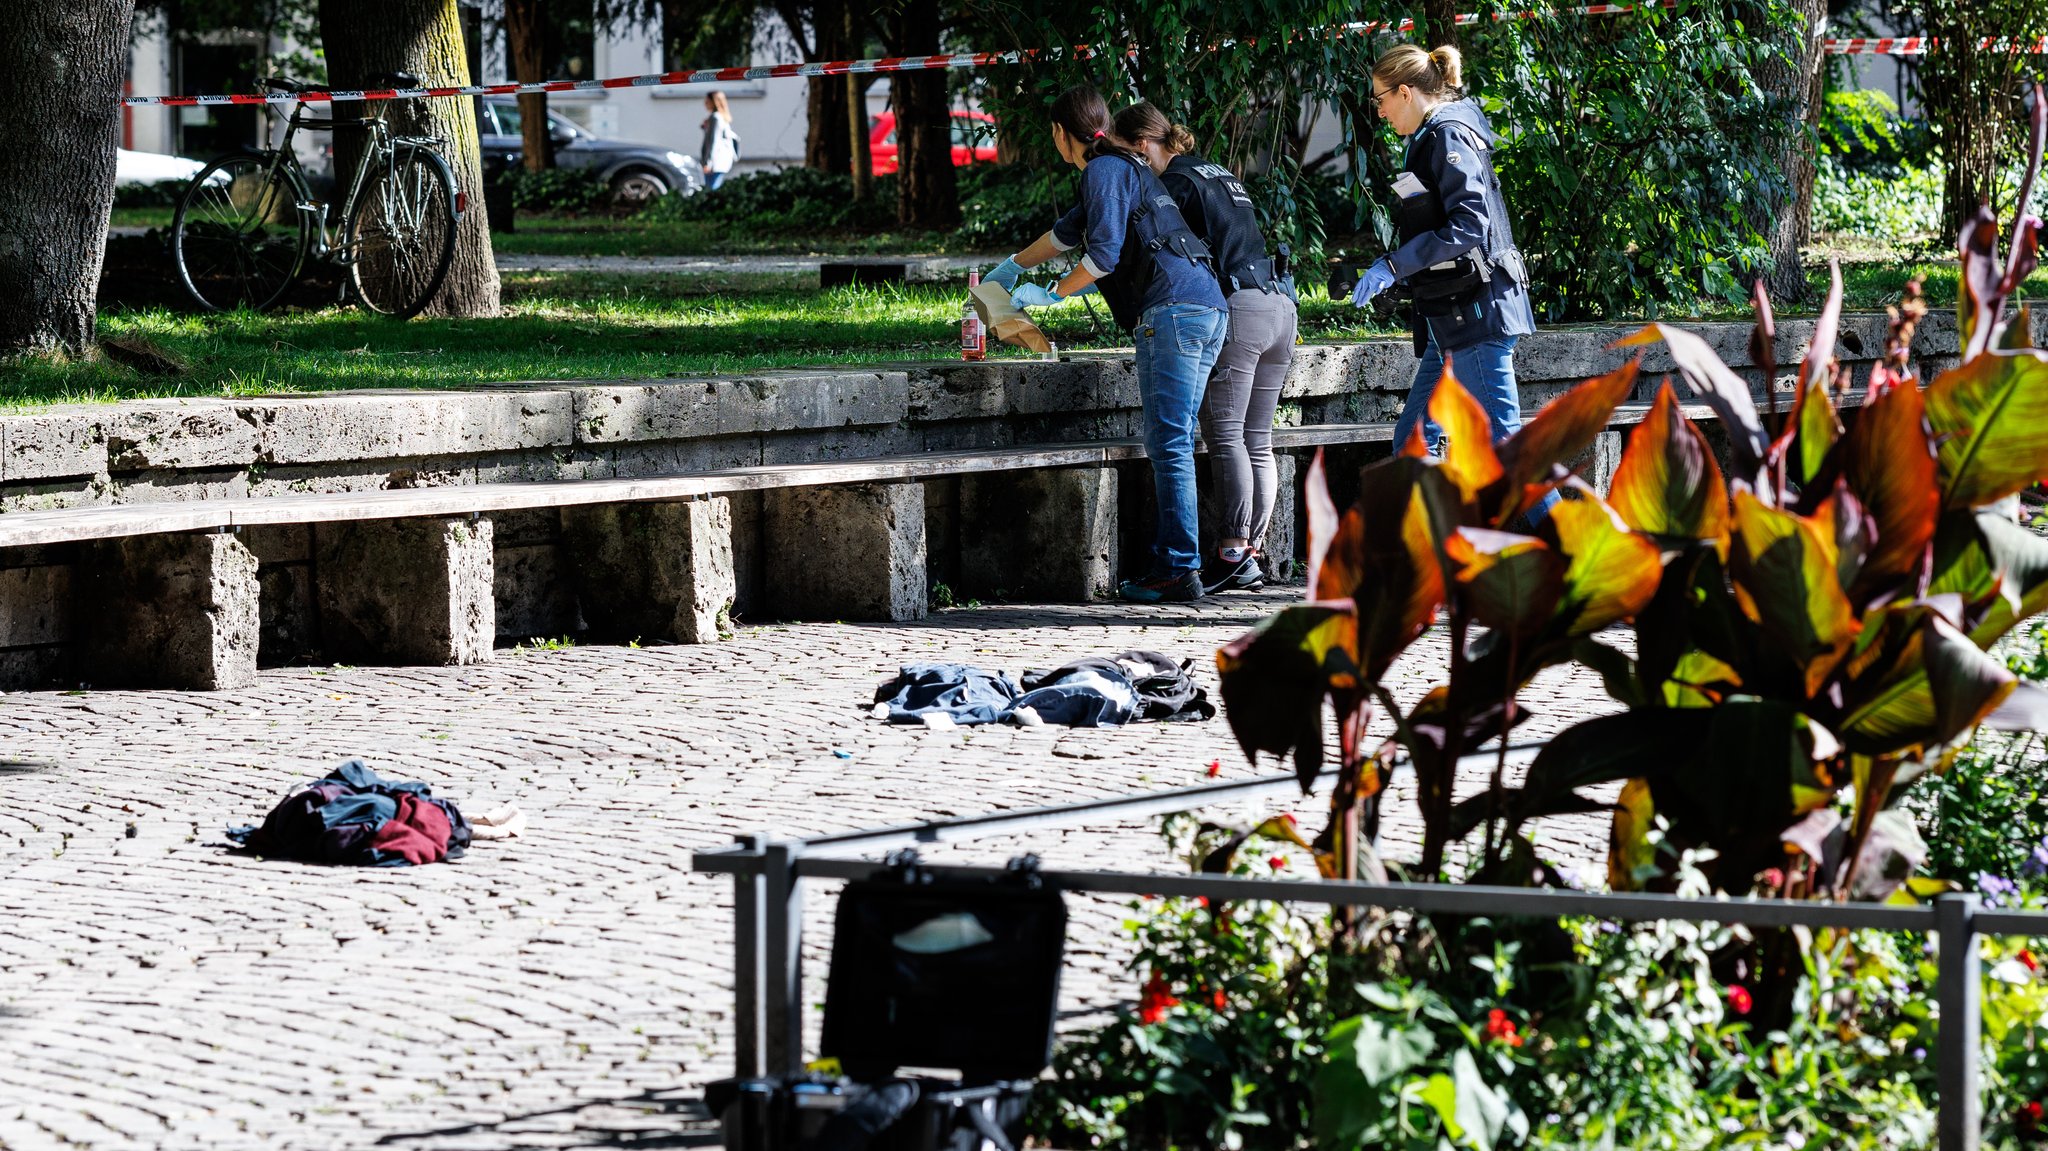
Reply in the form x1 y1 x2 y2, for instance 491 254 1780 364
1790 377 1841 488
1444 528 1566 638
1550 494 1663 635
1216 603 1359 787
1923 348 2048 510
1452 1047 1514 1151
1729 490 1860 697
1608 380 1730 547
1929 510 2048 648
1612 323 1768 481
1353 1017 1438 1087
1419 1072 1462 1140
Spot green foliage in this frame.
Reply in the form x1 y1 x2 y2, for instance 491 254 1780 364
497 167 611 214
965 0 1804 320
1033 831 1973 1148
1813 158 1945 239
113 180 193 210
647 167 900 233
950 165 1077 246
1467 3 1800 318
1216 101 2048 906
1818 89 1933 174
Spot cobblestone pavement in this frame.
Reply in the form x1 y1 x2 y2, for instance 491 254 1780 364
0 591 1623 1151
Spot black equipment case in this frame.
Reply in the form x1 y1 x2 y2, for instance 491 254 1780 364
710 854 1066 1151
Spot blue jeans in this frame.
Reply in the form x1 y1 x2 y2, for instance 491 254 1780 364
1395 335 1559 523
705 170 727 191
1133 303 1228 575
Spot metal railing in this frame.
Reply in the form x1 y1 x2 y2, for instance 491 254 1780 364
691 745 2045 1151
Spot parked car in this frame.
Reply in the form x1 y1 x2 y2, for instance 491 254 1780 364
116 148 212 187
477 97 703 206
868 110 996 177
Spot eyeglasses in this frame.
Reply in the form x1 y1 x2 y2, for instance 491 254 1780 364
1372 87 1399 107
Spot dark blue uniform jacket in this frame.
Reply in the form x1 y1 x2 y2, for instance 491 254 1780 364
1387 98 1537 353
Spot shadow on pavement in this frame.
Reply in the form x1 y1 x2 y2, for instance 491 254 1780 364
373 1089 719 1149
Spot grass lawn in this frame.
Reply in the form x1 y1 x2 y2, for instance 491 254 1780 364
6 255 2039 407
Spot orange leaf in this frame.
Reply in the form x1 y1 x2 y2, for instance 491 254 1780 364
1427 364 1503 502
1498 358 1641 513
1609 380 1730 550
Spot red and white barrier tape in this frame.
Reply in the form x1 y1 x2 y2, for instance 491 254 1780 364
121 5 2041 107
1824 35 2048 55
117 0 1683 108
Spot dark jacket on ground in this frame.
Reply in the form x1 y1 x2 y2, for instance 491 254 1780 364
1386 98 1537 353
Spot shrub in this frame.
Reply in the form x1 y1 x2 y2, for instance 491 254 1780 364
113 179 190 209
1818 89 1934 174
497 167 610 214
951 164 1075 247
646 166 899 233
1813 157 1945 238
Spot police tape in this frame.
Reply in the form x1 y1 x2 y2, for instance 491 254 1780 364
117 0 1683 107
1824 35 2048 54
121 5 2041 107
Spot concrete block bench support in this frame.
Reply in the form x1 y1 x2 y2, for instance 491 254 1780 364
958 465 1118 602
563 497 736 644
78 530 260 690
764 483 926 622
314 516 496 665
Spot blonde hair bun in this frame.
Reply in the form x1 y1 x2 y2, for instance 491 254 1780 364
1166 123 1198 155
1429 45 1463 90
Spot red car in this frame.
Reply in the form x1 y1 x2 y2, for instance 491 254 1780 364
869 110 997 176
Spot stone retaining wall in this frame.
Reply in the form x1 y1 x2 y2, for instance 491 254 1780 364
0 309 2017 688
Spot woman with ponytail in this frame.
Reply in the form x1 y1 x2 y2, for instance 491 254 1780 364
985 85 1229 603
1353 45 1548 518
1114 101 1296 595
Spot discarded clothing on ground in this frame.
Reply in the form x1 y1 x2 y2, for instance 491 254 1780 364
871 650 1214 728
227 759 473 866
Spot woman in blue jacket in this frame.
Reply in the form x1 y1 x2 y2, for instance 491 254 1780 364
985 85 1229 604
1352 44 1546 509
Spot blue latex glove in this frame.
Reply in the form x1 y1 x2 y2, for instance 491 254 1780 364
1011 282 1065 309
985 256 1025 291
1350 261 1396 308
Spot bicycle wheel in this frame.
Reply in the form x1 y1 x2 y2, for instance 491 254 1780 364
171 153 309 313
345 148 458 320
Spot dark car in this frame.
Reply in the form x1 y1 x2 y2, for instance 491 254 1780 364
477 97 703 206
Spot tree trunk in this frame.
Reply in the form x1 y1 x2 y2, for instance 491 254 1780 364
801 0 852 171
1753 0 1826 304
503 0 555 171
1422 0 1460 50
844 2 872 201
887 2 956 228
0 0 133 357
319 0 501 317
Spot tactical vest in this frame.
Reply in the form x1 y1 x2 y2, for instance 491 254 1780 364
1394 112 1527 308
1162 155 1284 295
1088 153 1214 333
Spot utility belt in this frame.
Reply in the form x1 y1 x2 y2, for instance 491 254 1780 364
1406 247 1526 313
1223 244 1293 295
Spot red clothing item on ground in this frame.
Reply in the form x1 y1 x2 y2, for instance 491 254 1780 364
368 793 455 865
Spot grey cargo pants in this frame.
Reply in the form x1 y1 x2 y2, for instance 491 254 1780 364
1199 288 1298 549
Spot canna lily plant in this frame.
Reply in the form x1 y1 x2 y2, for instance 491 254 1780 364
1217 82 2048 902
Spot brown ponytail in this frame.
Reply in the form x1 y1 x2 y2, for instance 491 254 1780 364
1050 84 1140 160
1372 43 1465 98
1112 100 1198 156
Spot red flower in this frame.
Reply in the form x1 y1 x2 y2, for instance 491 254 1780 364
2021 949 2040 972
1212 989 1227 1010
1484 1009 1525 1047
1727 985 1753 1016
1761 868 1786 889
2021 1101 2044 1131
1138 972 1180 1025
1205 760 1222 777
1196 895 1210 909
1269 855 1288 871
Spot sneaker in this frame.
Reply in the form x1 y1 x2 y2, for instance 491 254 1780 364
1118 569 1205 604
1202 553 1266 594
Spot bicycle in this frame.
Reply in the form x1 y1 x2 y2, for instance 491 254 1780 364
171 71 463 320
